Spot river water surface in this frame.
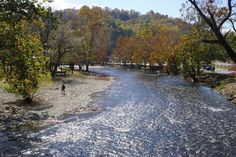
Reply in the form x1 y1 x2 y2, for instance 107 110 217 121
5 67 236 156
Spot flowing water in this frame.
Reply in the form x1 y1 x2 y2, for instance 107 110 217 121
2 67 236 156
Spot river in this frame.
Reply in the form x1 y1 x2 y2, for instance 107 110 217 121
3 67 236 156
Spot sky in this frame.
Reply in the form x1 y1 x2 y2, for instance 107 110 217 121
44 0 186 18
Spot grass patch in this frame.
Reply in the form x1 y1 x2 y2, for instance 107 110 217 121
80 70 92 76
216 77 236 90
215 76 236 104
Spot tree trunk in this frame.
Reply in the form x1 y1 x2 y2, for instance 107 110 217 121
51 55 61 77
51 63 59 77
79 64 82 71
23 96 33 104
86 60 89 72
144 59 147 69
130 57 133 68
219 38 236 63
190 67 199 83
51 47 64 77
191 74 199 83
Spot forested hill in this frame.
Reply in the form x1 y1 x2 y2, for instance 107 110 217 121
104 7 190 33
60 7 190 34
53 7 191 63
103 8 191 56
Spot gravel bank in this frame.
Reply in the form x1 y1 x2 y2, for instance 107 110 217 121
36 74 114 117
0 70 114 132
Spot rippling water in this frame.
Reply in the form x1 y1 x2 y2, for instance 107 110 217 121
3 67 236 156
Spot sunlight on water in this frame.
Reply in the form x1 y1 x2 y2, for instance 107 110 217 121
14 68 236 156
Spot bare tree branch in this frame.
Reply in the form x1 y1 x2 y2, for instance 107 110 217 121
207 7 217 27
187 0 236 63
223 29 232 38
188 0 218 34
229 19 236 32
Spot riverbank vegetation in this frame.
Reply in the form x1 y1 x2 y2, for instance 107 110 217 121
214 76 236 104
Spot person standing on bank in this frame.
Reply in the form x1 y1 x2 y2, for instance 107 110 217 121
61 83 66 95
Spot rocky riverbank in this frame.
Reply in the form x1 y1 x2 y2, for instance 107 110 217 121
36 73 114 117
200 73 236 104
215 77 236 104
0 69 114 133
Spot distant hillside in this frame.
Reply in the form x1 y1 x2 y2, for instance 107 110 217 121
56 7 191 57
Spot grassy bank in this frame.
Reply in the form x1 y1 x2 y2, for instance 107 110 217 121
200 73 236 104
215 77 236 104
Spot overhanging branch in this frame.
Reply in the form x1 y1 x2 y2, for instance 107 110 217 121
223 29 231 38
229 19 236 32
188 0 218 34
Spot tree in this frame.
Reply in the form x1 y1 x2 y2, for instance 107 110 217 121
112 36 129 64
50 22 74 77
39 9 80 76
176 25 224 82
0 1 50 103
38 8 60 55
183 0 236 63
94 26 111 65
78 6 108 71
135 24 153 68
0 0 45 23
156 27 181 74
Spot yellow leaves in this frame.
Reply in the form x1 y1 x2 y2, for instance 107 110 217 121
15 34 42 58
149 51 160 65
216 7 228 17
79 6 108 64
112 24 183 66
79 6 107 28
132 46 145 64
79 6 92 17
136 25 153 40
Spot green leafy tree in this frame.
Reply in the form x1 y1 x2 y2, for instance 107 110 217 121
176 26 224 82
0 1 50 103
38 7 60 55
49 21 74 76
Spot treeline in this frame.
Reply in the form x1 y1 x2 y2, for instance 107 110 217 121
110 0 236 82
1 0 236 102
111 16 226 79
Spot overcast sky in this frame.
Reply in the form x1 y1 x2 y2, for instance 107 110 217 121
43 0 186 18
